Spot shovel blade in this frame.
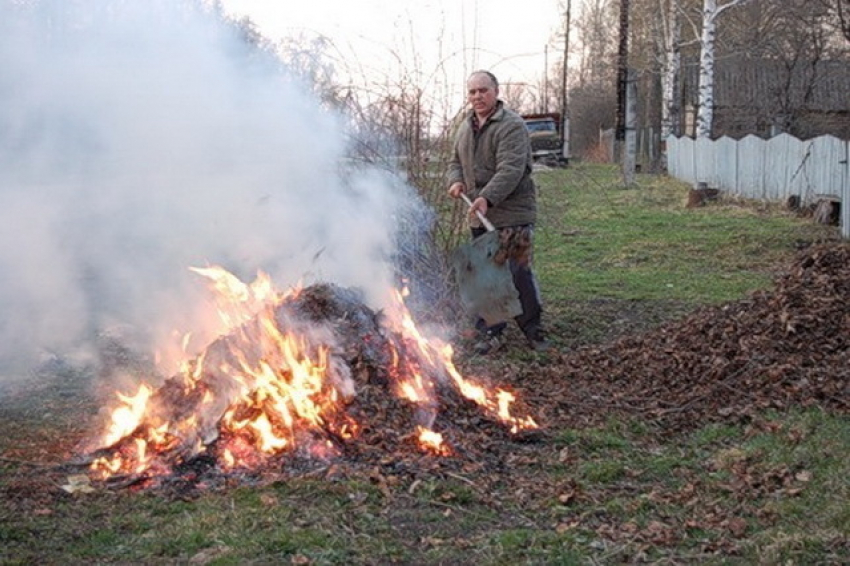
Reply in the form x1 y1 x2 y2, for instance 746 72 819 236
451 232 523 326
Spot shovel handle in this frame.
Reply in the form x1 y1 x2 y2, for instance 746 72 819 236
460 193 496 232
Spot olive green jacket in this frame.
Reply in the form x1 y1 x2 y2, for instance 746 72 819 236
447 101 537 229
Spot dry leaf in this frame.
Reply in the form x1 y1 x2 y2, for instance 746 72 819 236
795 470 812 482
61 475 95 494
557 491 575 505
439 491 456 502
189 546 231 564
727 517 747 537
260 493 278 507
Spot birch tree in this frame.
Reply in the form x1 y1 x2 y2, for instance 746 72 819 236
659 0 682 141
696 0 753 138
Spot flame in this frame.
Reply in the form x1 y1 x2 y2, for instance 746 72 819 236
383 287 538 434
90 269 538 480
416 426 451 456
188 265 280 330
101 384 153 446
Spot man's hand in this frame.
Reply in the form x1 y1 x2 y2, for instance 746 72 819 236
448 182 466 199
470 196 489 218
449 182 489 220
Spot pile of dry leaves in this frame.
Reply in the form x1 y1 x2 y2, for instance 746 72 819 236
528 241 849 434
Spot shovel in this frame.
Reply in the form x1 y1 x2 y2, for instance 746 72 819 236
450 194 523 326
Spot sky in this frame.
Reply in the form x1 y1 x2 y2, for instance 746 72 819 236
0 0 435 378
220 0 566 100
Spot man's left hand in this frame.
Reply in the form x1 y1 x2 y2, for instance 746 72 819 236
470 196 489 218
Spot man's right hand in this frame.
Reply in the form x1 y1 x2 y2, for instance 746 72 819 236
448 182 466 199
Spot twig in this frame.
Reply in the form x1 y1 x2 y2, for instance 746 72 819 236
443 471 478 487
0 456 63 468
104 473 150 490
398 493 542 530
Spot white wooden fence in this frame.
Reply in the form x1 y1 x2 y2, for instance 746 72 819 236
666 134 850 239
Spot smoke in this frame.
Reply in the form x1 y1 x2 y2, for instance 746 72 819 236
0 0 430 376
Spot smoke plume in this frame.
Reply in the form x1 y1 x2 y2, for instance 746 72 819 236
0 0 429 377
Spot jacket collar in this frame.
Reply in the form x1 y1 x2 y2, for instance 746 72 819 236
470 100 505 130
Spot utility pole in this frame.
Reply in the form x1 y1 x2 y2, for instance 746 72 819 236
543 44 549 113
560 0 571 164
614 0 630 165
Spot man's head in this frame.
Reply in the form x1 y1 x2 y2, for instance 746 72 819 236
467 70 499 119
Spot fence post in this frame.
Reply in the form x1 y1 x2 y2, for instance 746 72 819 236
843 140 849 239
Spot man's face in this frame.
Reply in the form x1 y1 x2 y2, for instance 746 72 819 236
467 73 498 117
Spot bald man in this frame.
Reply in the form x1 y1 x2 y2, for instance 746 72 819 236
447 70 548 354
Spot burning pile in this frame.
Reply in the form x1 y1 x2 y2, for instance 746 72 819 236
84 268 538 484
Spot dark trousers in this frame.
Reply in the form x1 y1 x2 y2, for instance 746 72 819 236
471 225 543 339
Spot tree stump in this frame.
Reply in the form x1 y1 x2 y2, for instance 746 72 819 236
687 183 721 208
786 195 801 211
813 197 840 225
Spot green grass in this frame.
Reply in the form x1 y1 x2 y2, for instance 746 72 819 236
542 409 849 563
534 165 835 305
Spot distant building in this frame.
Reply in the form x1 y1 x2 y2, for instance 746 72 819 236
679 56 850 140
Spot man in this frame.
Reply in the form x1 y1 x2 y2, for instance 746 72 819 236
447 70 548 354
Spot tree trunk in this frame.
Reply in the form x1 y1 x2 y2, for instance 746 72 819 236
660 0 681 142
696 0 718 138
623 69 637 186
838 0 850 43
697 0 753 139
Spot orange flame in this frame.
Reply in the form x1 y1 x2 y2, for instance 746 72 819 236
101 384 153 446
416 426 451 456
383 287 538 433
90 269 538 479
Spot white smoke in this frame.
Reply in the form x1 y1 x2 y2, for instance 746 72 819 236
0 0 428 376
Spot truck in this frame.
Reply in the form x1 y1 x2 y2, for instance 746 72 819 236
521 112 566 165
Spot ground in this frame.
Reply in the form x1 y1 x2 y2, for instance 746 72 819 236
0 242 848 564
